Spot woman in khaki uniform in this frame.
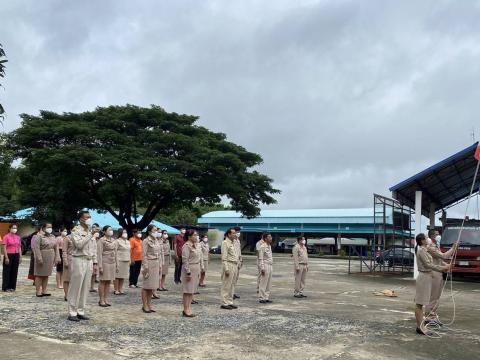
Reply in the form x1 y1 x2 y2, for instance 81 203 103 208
97 225 117 307
199 235 209 287
141 225 162 313
33 223 61 297
181 230 203 317
414 233 450 335
159 230 171 292
62 230 75 301
293 236 309 298
114 228 131 295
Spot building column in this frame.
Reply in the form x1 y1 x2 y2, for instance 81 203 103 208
429 202 436 230
414 191 422 279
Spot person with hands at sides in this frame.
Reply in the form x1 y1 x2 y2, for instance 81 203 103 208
181 229 203 317
114 228 131 295
220 228 240 310
141 225 162 313
33 223 61 297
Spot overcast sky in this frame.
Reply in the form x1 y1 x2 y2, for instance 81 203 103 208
1 0 480 223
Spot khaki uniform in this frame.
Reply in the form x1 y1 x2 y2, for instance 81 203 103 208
62 235 75 282
181 242 203 294
115 238 131 279
415 246 445 306
293 243 308 295
200 241 209 273
33 234 60 276
256 239 264 293
258 242 273 301
160 239 171 277
97 237 117 281
426 243 454 314
142 236 162 290
234 238 243 286
221 238 240 305
68 225 97 317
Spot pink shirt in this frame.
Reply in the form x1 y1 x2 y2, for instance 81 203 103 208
2 233 21 254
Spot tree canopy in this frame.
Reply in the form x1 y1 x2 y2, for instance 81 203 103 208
0 134 20 215
0 43 6 121
9 105 279 230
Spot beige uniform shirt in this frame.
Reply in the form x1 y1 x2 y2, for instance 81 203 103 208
200 241 209 262
416 246 444 272
115 238 131 262
182 242 203 273
221 238 239 271
142 236 163 271
258 243 273 271
71 225 97 263
62 235 74 267
293 244 309 269
161 239 171 265
234 238 242 263
427 242 454 267
33 234 60 263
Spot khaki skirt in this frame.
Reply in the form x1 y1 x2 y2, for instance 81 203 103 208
202 260 208 273
161 255 170 276
116 261 130 280
63 255 73 282
182 263 200 294
34 249 55 277
99 262 116 281
143 258 160 290
415 271 433 305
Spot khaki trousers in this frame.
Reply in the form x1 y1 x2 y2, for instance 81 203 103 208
68 257 93 317
259 263 272 300
426 271 444 315
294 264 307 295
221 262 238 305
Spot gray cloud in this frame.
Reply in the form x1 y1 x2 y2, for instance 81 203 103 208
1 0 480 222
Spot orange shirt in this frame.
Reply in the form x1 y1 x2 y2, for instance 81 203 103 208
130 237 143 262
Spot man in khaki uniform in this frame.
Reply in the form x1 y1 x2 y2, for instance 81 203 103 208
293 236 309 298
258 233 273 303
255 236 265 294
426 229 458 323
220 228 240 310
233 226 243 299
67 210 98 322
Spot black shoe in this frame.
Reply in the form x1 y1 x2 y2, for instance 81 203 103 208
182 311 196 317
229 305 238 309
36 294 43 297
194 292 200 295
259 300 266 304
89 289 97 293
149 309 156 313
265 300 273 303
294 294 302 298
77 314 90 320
67 315 80 322
42 293 51 297
152 294 160 299
416 328 426 335
221 305 233 310
157 288 162 292
300 294 307 298
64 297 68 301
191 300 199 305
233 294 240 299
142 307 150 313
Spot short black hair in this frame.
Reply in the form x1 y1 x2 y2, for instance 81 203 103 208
78 210 90 220
102 225 112 233
226 228 236 236
233 226 241 232
146 224 157 235
297 236 305 241
8 223 17 230
185 229 197 241
262 233 271 240
92 223 100 228
416 233 426 248
428 229 438 238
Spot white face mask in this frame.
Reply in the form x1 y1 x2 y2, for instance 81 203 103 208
300 240 306 245
11 228 18 234
163 234 168 239
236 233 241 238
93 232 100 239
45 228 53 234
106 230 114 237
152 232 159 238
426 238 432 246
61 231 68 237
203 238 208 243
122 233 128 239
181 229 186 234
435 235 441 244
85 218 92 226
136 233 142 238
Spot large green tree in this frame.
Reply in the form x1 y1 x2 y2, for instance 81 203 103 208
9 105 279 230
0 135 20 215
0 43 6 121
155 202 228 226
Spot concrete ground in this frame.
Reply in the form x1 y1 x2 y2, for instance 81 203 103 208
0 255 479 360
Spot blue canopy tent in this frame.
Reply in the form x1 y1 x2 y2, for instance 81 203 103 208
3 208 180 235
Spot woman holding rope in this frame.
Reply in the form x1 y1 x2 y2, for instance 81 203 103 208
414 233 451 335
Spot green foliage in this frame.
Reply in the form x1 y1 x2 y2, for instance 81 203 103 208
9 105 279 229
0 43 6 120
0 135 20 215
155 202 228 226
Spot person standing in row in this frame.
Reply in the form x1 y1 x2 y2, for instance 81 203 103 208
181 230 202 317
33 223 61 297
141 225 162 313
2 224 22 292
114 228 131 295
199 234 209 287
174 228 186 284
97 226 117 307
255 235 265 294
55 227 68 289
68 210 98 322
62 228 75 301
233 227 243 300
89 223 101 293
159 230 171 292
292 236 309 298
426 229 458 324
258 233 273 304
129 229 143 288
28 228 42 283
414 233 450 335
220 228 240 310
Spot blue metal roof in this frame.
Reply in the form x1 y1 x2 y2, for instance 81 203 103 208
389 142 480 216
2 208 180 234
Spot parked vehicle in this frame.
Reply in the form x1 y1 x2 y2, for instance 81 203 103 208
376 247 414 267
209 246 221 254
